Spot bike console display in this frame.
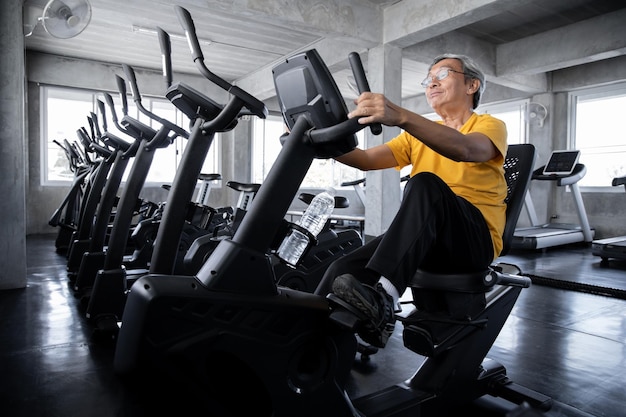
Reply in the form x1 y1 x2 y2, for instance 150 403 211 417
272 49 358 157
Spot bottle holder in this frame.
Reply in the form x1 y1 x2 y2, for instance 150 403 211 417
277 221 319 267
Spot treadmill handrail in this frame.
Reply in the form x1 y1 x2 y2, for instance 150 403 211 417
532 163 586 186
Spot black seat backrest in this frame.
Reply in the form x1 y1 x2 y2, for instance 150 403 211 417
406 144 537 319
500 144 536 256
409 143 536 294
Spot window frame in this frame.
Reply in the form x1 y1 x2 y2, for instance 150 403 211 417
251 113 365 189
40 85 220 187
568 82 626 193
41 85 97 186
478 99 529 145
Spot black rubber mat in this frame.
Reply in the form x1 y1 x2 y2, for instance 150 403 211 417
525 273 626 300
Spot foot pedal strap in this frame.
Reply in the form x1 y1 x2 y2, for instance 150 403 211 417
327 293 367 330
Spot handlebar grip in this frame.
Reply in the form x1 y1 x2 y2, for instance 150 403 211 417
157 27 173 88
175 6 203 62
122 64 141 103
348 52 382 136
103 93 118 122
97 100 107 130
86 116 95 140
77 128 92 148
492 271 532 288
115 75 129 115
90 111 102 137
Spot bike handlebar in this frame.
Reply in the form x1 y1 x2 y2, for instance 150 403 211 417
348 52 382 136
174 5 268 121
121 63 189 139
157 27 173 89
115 75 129 116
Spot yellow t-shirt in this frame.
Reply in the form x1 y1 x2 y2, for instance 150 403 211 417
385 112 508 259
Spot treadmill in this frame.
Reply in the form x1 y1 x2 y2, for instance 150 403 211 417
512 150 595 250
592 174 626 263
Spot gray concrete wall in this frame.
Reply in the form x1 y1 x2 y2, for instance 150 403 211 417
0 1 27 289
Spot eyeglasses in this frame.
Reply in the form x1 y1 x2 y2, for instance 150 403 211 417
421 67 471 88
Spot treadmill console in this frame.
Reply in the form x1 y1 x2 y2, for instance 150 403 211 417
542 150 580 176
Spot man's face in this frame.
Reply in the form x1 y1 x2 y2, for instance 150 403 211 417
423 58 472 111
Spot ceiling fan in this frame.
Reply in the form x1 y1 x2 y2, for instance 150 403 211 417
24 0 92 39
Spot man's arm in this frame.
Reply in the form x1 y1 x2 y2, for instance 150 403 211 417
396 118 498 163
335 143 399 171
348 92 499 163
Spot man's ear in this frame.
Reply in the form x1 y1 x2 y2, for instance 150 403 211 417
467 79 480 94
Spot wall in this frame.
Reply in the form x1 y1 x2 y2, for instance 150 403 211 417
24 50 626 241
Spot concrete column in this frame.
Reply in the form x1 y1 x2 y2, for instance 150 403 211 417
363 44 402 239
219 119 253 208
0 1 27 289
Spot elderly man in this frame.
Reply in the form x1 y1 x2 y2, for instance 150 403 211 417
317 54 508 348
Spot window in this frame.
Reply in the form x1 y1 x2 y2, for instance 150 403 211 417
570 84 626 188
43 87 95 183
252 102 527 189
252 114 285 185
478 100 528 145
252 115 364 188
41 85 218 185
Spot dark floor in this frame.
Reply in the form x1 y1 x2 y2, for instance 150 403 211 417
1 234 625 417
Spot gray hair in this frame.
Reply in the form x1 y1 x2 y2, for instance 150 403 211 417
429 54 486 109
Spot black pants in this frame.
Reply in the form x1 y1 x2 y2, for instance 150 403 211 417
314 172 494 296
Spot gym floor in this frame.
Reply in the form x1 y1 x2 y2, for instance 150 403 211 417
1 234 625 417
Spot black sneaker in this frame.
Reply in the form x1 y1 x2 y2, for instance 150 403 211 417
331 274 395 348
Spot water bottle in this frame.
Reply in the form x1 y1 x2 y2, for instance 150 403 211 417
277 188 336 267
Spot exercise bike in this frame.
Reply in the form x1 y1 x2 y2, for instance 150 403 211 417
114 10 550 415
48 138 91 254
84 18 267 333
65 118 122 280
145 17 361 293
185 183 363 291
84 62 188 326
72 98 144 298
